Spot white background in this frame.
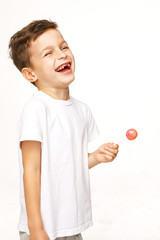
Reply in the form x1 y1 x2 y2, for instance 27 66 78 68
0 0 160 239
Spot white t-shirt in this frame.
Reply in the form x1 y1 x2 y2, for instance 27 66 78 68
17 90 100 240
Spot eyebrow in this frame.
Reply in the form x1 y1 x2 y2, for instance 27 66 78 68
40 40 68 55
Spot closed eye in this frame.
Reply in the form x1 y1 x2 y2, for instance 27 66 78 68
44 52 52 57
62 46 69 50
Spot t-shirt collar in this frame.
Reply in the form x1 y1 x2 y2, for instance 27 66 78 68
35 90 73 106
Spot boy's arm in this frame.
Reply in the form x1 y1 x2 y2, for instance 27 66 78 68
88 143 119 169
21 141 44 233
88 152 100 169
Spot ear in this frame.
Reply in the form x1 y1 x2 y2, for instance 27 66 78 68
21 67 38 83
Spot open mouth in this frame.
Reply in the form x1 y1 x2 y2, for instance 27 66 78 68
55 62 72 74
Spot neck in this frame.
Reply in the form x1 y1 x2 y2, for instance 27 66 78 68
38 86 70 100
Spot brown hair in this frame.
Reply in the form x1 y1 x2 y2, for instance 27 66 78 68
8 19 58 87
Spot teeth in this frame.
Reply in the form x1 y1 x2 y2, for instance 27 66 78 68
56 63 71 72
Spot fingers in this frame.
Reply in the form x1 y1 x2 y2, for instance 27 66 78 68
101 148 115 157
98 143 119 163
113 144 119 148
105 155 114 162
105 142 119 149
104 146 119 155
100 148 117 161
111 143 119 149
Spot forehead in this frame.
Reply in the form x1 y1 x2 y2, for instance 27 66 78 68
29 29 65 54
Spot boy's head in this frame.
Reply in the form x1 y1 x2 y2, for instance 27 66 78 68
9 19 75 89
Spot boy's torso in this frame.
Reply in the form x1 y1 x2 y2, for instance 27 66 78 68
17 90 96 240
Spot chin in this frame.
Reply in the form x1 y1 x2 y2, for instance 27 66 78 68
67 77 75 86
64 74 75 84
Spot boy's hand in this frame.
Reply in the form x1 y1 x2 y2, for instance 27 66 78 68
95 142 119 164
30 229 50 240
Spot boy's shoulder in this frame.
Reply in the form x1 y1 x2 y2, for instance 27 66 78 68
22 94 45 112
71 96 89 109
71 96 93 118
19 93 46 123
17 94 45 133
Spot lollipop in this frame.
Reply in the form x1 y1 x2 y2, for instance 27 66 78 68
115 128 138 145
126 128 138 141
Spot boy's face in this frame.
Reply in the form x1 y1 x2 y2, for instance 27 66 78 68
27 29 75 88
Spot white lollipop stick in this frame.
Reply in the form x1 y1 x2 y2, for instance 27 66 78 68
117 137 127 144
113 137 127 146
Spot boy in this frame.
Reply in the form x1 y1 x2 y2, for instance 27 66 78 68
9 20 119 240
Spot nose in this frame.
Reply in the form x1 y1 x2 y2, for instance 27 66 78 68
55 48 67 59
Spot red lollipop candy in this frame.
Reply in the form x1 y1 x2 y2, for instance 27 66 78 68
126 128 138 141
113 128 138 145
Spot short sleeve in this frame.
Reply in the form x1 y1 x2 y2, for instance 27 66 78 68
17 100 44 146
86 105 101 143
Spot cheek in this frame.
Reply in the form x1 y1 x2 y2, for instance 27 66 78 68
72 55 75 65
68 50 75 61
42 58 55 70
37 61 55 77
70 53 75 68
